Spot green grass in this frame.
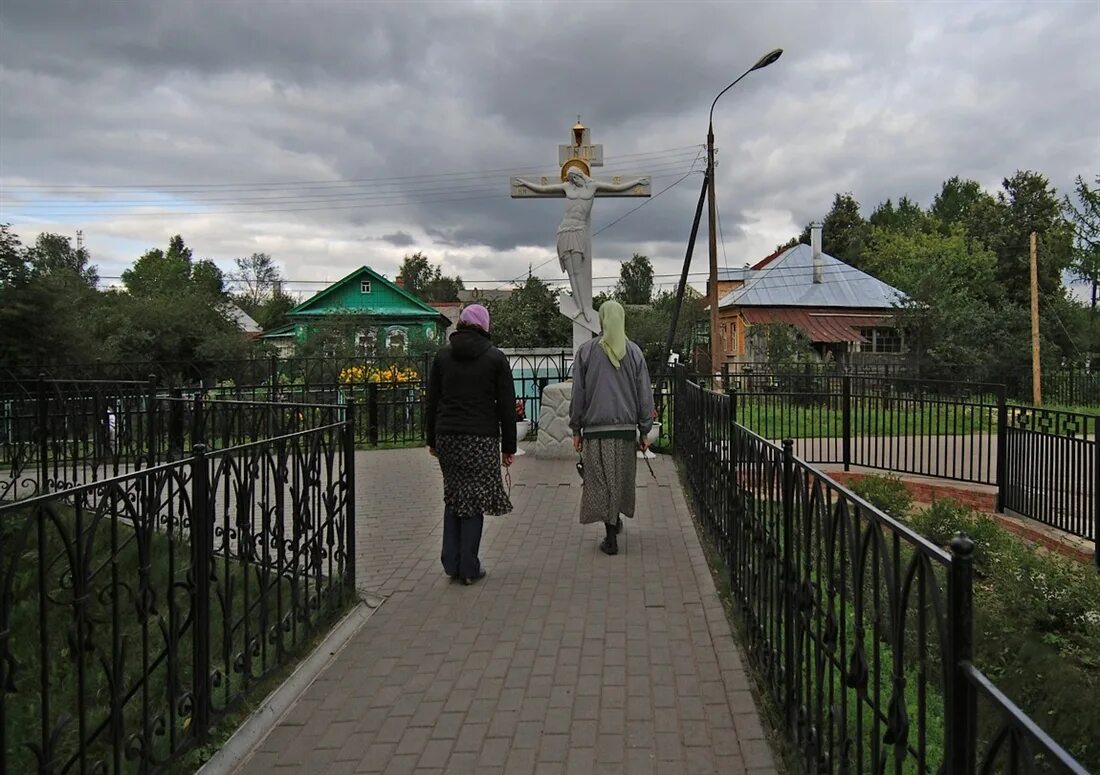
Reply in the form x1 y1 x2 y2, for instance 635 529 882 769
2 501 351 773
737 397 999 440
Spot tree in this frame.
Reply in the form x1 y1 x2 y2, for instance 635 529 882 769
398 251 464 301
930 176 991 234
486 275 570 348
747 323 815 369
863 225 1017 381
794 192 869 267
993 171 1074 304
231 252 297 328
0 228 104 366
397 251 435 298
425 273 464 302
868 196 929 235
232 252 281 309
0 224 26 287
614 253 654 305
98 235 247 364
253 284 297 330
1064 174 1100 308
122 235 218 297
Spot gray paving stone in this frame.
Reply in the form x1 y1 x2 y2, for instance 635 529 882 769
232 449 777 775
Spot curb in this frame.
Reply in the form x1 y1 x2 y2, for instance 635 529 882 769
197 592 386 775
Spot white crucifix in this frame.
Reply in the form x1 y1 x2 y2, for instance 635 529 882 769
511 119 651 352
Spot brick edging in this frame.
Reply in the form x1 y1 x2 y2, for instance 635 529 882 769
828 471 997 512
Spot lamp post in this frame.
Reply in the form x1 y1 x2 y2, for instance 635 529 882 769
707 48 783 380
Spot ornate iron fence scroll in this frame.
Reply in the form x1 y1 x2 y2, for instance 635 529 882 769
0 392 356 772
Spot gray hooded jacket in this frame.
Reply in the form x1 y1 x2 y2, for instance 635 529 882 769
568 338 654 437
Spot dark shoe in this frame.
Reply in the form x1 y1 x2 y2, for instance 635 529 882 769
462 569 487 586
447 573 460 582
600 534 618 555
615 516 623 534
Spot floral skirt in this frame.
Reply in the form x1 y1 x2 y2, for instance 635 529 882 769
436 434 512 518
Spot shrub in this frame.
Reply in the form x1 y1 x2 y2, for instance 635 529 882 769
850 473 912 519
902 496 1100 768
907 498 1019 577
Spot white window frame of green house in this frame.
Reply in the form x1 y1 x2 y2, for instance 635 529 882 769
859 326 904 354
360 280 372 293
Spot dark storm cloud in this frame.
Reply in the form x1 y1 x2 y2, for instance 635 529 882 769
1 0 1097 288
377 230 416 247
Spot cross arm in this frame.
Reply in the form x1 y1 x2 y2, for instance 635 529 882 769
511 176 566 198
595 175 650 194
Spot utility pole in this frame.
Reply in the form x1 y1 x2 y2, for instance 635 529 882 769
1030 231 1041 405
707 123 720 381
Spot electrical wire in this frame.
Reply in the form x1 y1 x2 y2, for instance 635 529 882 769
1 158 701 209
0 145 705 192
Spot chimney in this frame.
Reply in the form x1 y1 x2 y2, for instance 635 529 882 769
811 222 823 284
395 275 405 288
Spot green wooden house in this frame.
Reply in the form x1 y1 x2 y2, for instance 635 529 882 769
261 266 450 356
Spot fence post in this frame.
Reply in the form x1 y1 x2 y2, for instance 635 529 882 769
725 386 738 566
193 390 206 448
368 383 379 446
36 375 48 495
343 402 357 589
145 375 158 470
995 384 1008 513
269 353 279 400
781 438 796 732
946 534 976 773
1094 427 1099 570
190 443 212 741
842 374 852 471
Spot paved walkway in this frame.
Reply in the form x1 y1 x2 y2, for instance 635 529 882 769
237 448 778 774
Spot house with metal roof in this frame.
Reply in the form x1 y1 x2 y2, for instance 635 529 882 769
716 224 905 366
260 266 450 357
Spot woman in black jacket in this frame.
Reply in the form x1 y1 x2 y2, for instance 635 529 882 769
426 304 517 585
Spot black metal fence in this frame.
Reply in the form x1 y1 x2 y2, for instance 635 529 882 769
721 370 1098 561
0 385 356 772
674 372 1088 773
726 372 1004 485
1003 406 1098 543
1 379 348 502
719 360 1100 408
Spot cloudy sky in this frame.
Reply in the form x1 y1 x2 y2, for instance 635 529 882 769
1 0 1098 302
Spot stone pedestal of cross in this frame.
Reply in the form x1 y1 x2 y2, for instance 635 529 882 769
511 120 651 352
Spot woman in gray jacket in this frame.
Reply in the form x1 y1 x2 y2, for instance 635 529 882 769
569 300 654 555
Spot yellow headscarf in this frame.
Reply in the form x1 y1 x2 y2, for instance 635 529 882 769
598 300 627 369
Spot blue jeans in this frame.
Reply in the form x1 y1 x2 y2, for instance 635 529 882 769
441 505 484 580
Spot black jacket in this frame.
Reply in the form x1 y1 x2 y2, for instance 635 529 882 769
426 328 518 454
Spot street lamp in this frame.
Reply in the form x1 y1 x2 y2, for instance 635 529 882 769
707 48 783 380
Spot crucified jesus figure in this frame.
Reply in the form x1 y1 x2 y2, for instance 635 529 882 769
514 169 650 327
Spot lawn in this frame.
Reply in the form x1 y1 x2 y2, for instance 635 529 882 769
736 396 1000 440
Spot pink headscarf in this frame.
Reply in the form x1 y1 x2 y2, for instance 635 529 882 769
459 304 490 332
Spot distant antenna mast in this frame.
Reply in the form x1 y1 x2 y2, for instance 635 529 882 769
76 229 84 251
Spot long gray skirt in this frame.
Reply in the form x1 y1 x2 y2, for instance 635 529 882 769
579 437 637 525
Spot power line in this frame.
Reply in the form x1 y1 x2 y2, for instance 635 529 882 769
0 145 705 192
1 158 702 210
93 259 891 287
0 169 702 219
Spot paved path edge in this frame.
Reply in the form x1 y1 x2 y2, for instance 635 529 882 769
198 593 387 775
